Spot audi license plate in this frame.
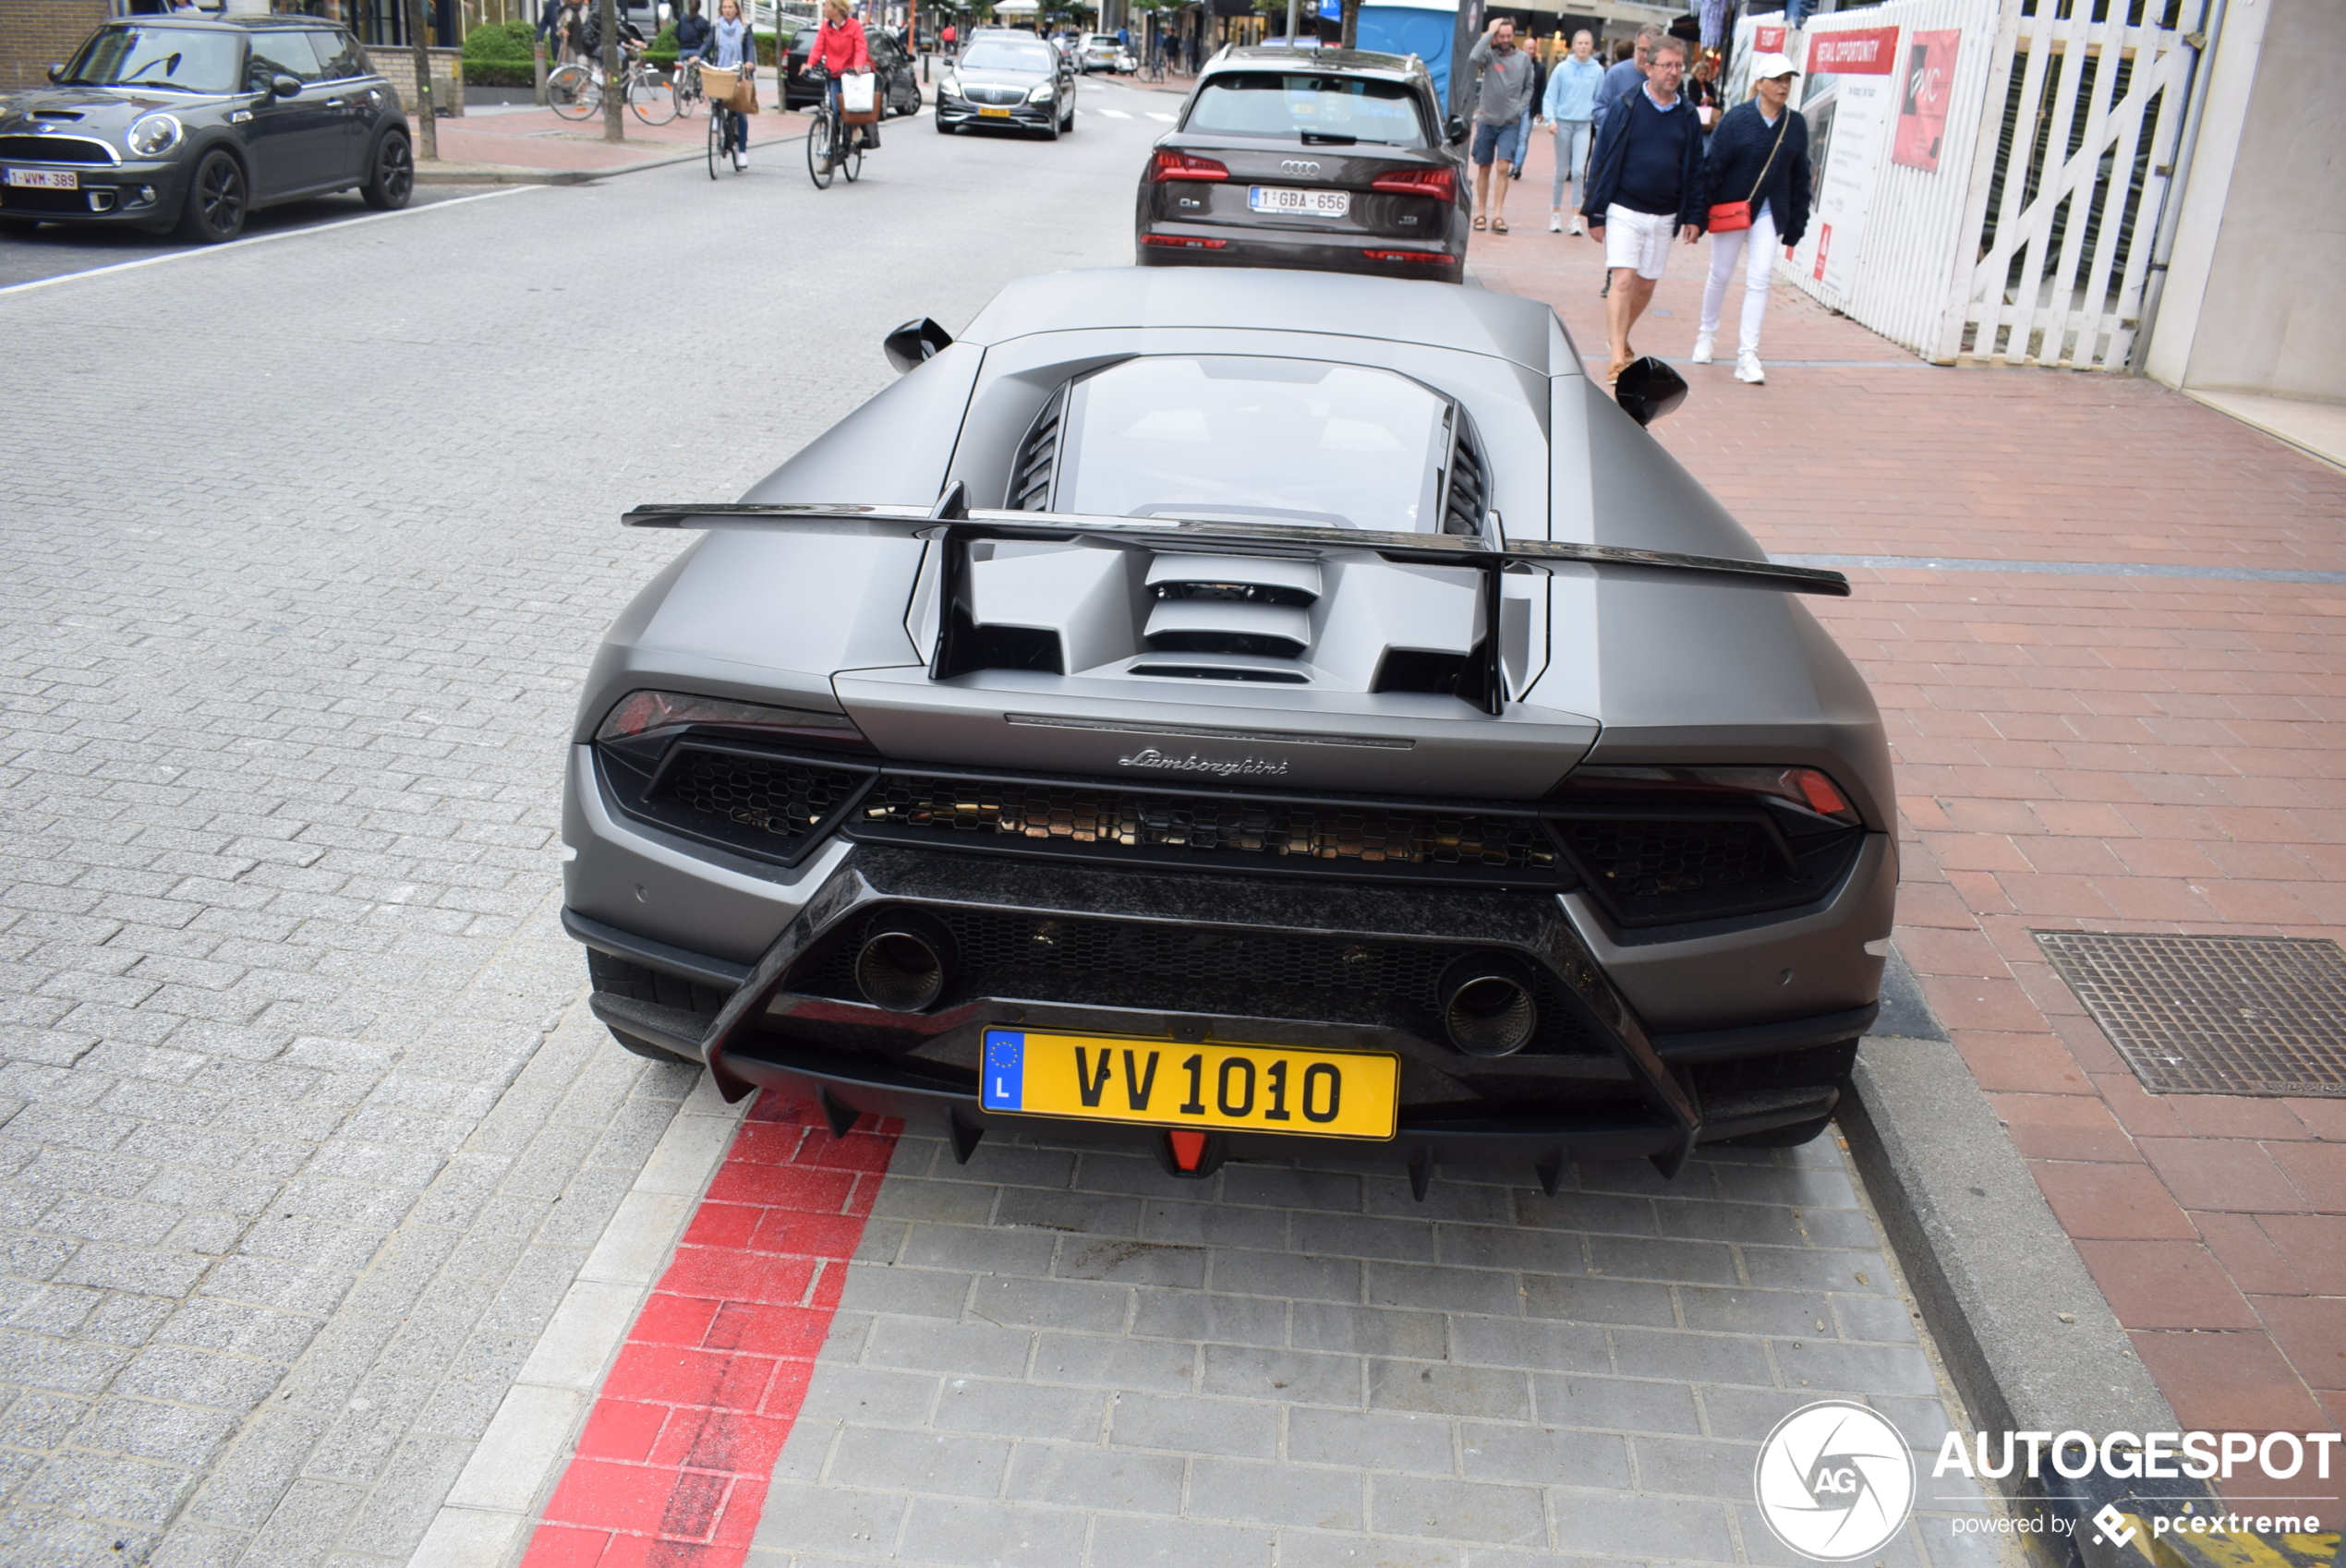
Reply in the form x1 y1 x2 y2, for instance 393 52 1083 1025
1250 185 1348 217
977 105 1013 118
5 168 78 189
981 1030 1397 1140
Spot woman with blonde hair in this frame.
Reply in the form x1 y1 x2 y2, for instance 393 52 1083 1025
709 0 756 171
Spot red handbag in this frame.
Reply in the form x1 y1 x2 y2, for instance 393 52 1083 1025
1708 110 1789 233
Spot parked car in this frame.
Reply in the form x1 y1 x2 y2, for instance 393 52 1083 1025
1136 46 1470 282
0 14 410 244
783 24 922 115
562 266 1893 1189
1078 32 1126 72
934 32 1074 139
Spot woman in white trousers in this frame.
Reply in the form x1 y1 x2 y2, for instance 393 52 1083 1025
1691 54 1811 384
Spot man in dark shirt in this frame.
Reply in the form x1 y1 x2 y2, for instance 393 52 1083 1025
1579 34 1705 381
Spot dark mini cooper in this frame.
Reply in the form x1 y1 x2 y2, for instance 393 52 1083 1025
1136 48 1470 282
0 16 412 245
934 32 1076 139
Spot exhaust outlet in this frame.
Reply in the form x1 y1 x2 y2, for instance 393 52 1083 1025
1437 953 1539 1057
853 914 955 1012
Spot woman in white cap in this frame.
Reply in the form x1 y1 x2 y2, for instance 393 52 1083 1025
1693 53 1812 384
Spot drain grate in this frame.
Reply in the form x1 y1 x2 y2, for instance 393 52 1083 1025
2036 932 2346 1097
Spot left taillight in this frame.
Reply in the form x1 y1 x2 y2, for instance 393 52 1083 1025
596 689 871 751
1148 148 1229 183
1558 765 1864 826
1370 166 1456 201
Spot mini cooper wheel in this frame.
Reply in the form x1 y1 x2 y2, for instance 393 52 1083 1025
176 149 247 244
360 130 413 211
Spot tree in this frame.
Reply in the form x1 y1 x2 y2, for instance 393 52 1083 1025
1340 0 1357 48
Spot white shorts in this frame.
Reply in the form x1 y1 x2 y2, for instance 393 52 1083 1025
1602 205 1675 280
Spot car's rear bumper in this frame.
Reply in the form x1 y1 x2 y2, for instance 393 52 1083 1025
1136 221 1466 283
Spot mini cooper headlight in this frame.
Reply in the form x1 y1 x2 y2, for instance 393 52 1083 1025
126 113 183 158
1026 82 1055 103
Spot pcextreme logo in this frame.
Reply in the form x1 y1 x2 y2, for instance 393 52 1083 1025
1754 1401 1917 1562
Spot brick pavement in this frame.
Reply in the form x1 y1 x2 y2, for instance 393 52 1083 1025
0 105 1161 1565
1482 122 2346 1525
408 100 813 179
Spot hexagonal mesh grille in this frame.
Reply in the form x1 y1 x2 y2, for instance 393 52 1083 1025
2036 932 2346 1097
656 747 868 846
852 775 1564 884
789 907 1599 1054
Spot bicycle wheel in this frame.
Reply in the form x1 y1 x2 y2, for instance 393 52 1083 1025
675 64 702 116
806 113 834 188
627 68 677 125
707 105 723 178
546 64 596 120
840 128 862 182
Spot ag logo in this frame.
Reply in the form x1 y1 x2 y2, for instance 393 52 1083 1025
1753 1401 1915 1561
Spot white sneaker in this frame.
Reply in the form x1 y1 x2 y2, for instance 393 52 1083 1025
1548 212 1563 233
1691 334 1714 365
1570 214 1585 235
735 150 748 170
1735 351 1766 384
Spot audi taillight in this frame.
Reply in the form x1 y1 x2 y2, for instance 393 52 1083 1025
1148 148 1229 183
1370 166 1455 201
1362 249 1456 265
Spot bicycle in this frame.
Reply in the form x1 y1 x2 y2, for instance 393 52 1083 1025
802 67 863 190
1139 53 1166 84
546 50 677 125
701 63 751 176
672 56 707 117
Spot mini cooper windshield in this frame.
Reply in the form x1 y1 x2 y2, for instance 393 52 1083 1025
1052 356 1454 531
61 27 244 93
1187 71 1428 146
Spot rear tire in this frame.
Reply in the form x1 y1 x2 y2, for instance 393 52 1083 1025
807 114 835 187
547 63 596 119
627 70 678 125
175 150 247 244
358 130 412 211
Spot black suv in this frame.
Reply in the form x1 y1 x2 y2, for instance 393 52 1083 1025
0 15 412 244
1135 47 1470 283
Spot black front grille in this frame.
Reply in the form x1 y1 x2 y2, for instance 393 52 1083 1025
849 773 1569 887
0 187 91 212
1561 814 1862 926
0 136 115 164
789 905 1597 1053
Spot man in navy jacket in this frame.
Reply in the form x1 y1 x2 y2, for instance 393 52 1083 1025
1580 34 1706 383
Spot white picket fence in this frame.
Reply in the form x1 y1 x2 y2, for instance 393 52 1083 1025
1743 0 2198 371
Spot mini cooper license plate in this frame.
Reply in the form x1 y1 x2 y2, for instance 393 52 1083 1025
5 168 78 189
977 105 1014 117
1249 185 1348 217
981 1030 1397 1140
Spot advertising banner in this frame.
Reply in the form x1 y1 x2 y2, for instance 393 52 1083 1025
1795 23 1901 302
1893 28 1963 171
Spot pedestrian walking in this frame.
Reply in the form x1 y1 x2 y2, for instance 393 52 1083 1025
1540 29 1602 233
1580 33 1705 382
557 0 587 64
536 0 563 51
1693 52 1811 384
709 0 756 170
675 0 713 62
1511 43 1546 184
1464 18 1536 234
1685 51 1724 136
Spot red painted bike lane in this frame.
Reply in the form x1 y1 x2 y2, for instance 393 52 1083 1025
522 1094 901 1567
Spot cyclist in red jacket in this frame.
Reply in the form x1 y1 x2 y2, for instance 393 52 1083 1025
804 0 877 151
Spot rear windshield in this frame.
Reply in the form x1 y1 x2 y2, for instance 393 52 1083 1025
961 40 1054 71
1186 71 1427 146
1055 356 1451 533
62 26 243 93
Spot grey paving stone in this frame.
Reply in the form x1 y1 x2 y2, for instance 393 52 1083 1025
1032 1333 1197 1394
1530 1374 1704 1435
895 1494 1088 1568
828 1427 1012 1498
865 1316 1034 1380
1582 1234 1739 1286
1130 1289 1288 1349
1110 1392 1280 1458
1053 1237 1207 1288
1458 1422 1631 1489
1364 1262 1525 1317
966 1274 1128 1335
1206 1248 1362 1304
1291 1213 1440 1264
1276 1529 1463 1568
1432 1223 1584 1275
1367 1362 1533 1422
1679 1286 1834 1338
1004 1441 1185 1513
1772 1337 1942 1397
1368 1474 1547 1546
1629 1435 1764 1500
1201 1345 1363 1408
1546 1486 1736 1562
1446 1317 1609 1376
1136 1198 1290 1251
1287 1407 1457 1477
1610 1329 1777 1389
1288 1303 1447 1361
1519 1273 1676 1328
1089 1511 1277 1567
1832 1292 1923 1345
1189 1454 1366 1531
842 1262 975 1320
749 1481 909 1557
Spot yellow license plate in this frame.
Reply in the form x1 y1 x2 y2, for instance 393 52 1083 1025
978 105 1013 117
980 1030 1398 1140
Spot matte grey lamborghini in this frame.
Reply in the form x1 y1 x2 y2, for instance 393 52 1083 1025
562 267 1893 1191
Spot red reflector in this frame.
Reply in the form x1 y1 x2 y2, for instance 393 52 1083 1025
1168 1129 1209 1171
1143 235 1229 249
1147 148 1229 183
1370 166 1455 201
1361 249 1456 264
1793 768 1851 816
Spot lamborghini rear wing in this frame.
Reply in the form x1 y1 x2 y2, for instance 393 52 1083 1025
621 491 1851 717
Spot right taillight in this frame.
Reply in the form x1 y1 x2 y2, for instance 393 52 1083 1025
1147 148 1229 183
1559 765 1863 826
1370 166 1455 201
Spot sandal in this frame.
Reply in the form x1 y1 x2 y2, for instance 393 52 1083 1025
1492 217 1508 234
1472 215 1487 231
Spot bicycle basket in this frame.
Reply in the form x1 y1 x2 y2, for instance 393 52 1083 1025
700 66 740 103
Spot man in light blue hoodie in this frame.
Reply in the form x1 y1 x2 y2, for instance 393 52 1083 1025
1539 29 1603 233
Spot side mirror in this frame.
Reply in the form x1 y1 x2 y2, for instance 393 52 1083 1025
883 316 953 374
1614 356 1688 427
47 63 65 83
1445 115 1466 145
272 74 304 97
